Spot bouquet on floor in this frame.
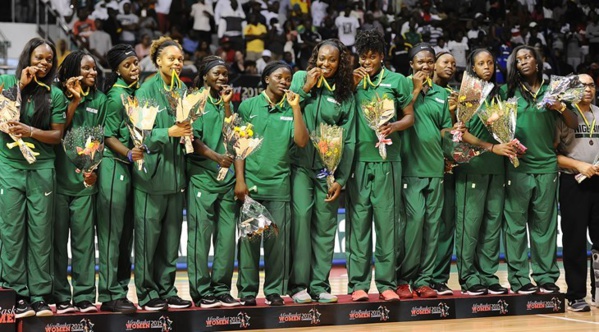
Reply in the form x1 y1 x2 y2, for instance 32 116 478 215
537 74 585 109
238 197 278 240
477 97 527 167
0 84 38 164
360 92 395 159
452 72 494 142
575 152 599 183
166 87 210 154
311 123 344 189
62 126 104 186
217 113 263 181
122 95 159 172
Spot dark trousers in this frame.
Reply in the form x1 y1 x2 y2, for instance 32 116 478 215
559 173 599 301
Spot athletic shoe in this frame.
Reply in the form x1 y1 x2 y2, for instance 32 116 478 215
461 284 488 296
165 296 192 309
15 299 35 319
431 283 453 296
100 298 137 314
379 290 400 302
351 290 369 302
265 294 285 306
317 292 338 303
487 284 509 295
76 301 98 313
240 295 256 306
568 299 591 312
198 295 221 308
291 289 312 303
539 283 560 294
516 283 538 295
396 284 413 299
143 298 167 311
32 301 53 316
216 294 240 307
414 286 437 298
56 302 78 314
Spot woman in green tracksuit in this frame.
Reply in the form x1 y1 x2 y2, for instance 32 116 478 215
348 29 414 302
187 56 240 308
454 49 516 296
236 61 309 307
97 44 143 313
288 39 356 304
397 44 452 299
500 45 578 294
0 38 67 318
133 36 192 311
54 50 106 314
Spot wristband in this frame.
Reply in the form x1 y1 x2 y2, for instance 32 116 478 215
29 126 33 138
127 150 133 162
558 103 566 114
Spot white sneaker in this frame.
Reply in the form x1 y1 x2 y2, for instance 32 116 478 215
291 289 312 303
318 292 338 303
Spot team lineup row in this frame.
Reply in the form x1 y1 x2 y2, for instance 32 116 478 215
0 28 596 318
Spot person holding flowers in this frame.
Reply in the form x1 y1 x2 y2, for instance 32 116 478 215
187 55 240 308
54 50 106 314
235 61 309 307
454 48 517 296
397 43 452 299
287 39 356 304
0 38 67 318
500 45 577 294
133 36 193 311
348 29 414 302
97 44 143 313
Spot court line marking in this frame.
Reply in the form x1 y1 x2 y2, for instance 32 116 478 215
537 314 599 325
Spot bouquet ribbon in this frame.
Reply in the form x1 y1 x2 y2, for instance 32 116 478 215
316 168 333 179
375 136 393 148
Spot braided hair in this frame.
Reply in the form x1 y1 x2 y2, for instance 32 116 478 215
57 50 98 95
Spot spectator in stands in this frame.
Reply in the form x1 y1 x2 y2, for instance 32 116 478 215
183 30 201 56
137 7 161 40
467 18 486 47
217 37 236 64
217 0 247 52
283 51 298 71
587 12 599 60
190 0 214 46
155 0 173 33
433 37 450 55
73 8 96 41
194 40 213 62
350 0 365 25
261 1 280 29
102 3 122 46
448 30 469 71
89 19 113 67
117 2 139 46
297 19 322 69
389 34 412 75
525 22 546 47
319 16 338 41
256 49 272 74
311 0 328 28
135 34 152 60
403 18 422 47
244 13 268 61
56 38 71 66
230 51 247 75
565 23 583 70
362 12 384 37
267 18 286 61
335 6 360 50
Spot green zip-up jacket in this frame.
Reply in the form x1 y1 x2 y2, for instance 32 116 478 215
104 77 136 162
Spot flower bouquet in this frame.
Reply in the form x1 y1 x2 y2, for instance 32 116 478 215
477 97 527 167
122 95 159 172
443 131 487 166
238 197 278 240
217 113 263 181
537 74 585 109
0 84 38 163
360 92 395 159
310 123 344 189
167 87 210 154
62 126 104 186
453 72 494 141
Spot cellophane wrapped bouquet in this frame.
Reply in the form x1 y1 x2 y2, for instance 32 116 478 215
453 72 494 141
443 131 487 169
217 113 263 181
167 87 209 154
238 197 278 240
0 84 38 163
311 123 344 189
537 74 585 109
62 126 104 185
477 97 527 167
122 95 159 172
360 92 395 159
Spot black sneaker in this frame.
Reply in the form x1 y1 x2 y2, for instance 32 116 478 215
431 283 453 296
240 295 256 306
568 299 591 312
487 284 509 295
31 301 53 316
539 283 560 294
217 294 241 307
265 294 285 306
516 283 538 295
143 298 167 311
197 295 221 308
15 299 35 319
75 300 98 313
56 302 78 314
165 296 192 309
462 284 488 296
100 298 137 314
